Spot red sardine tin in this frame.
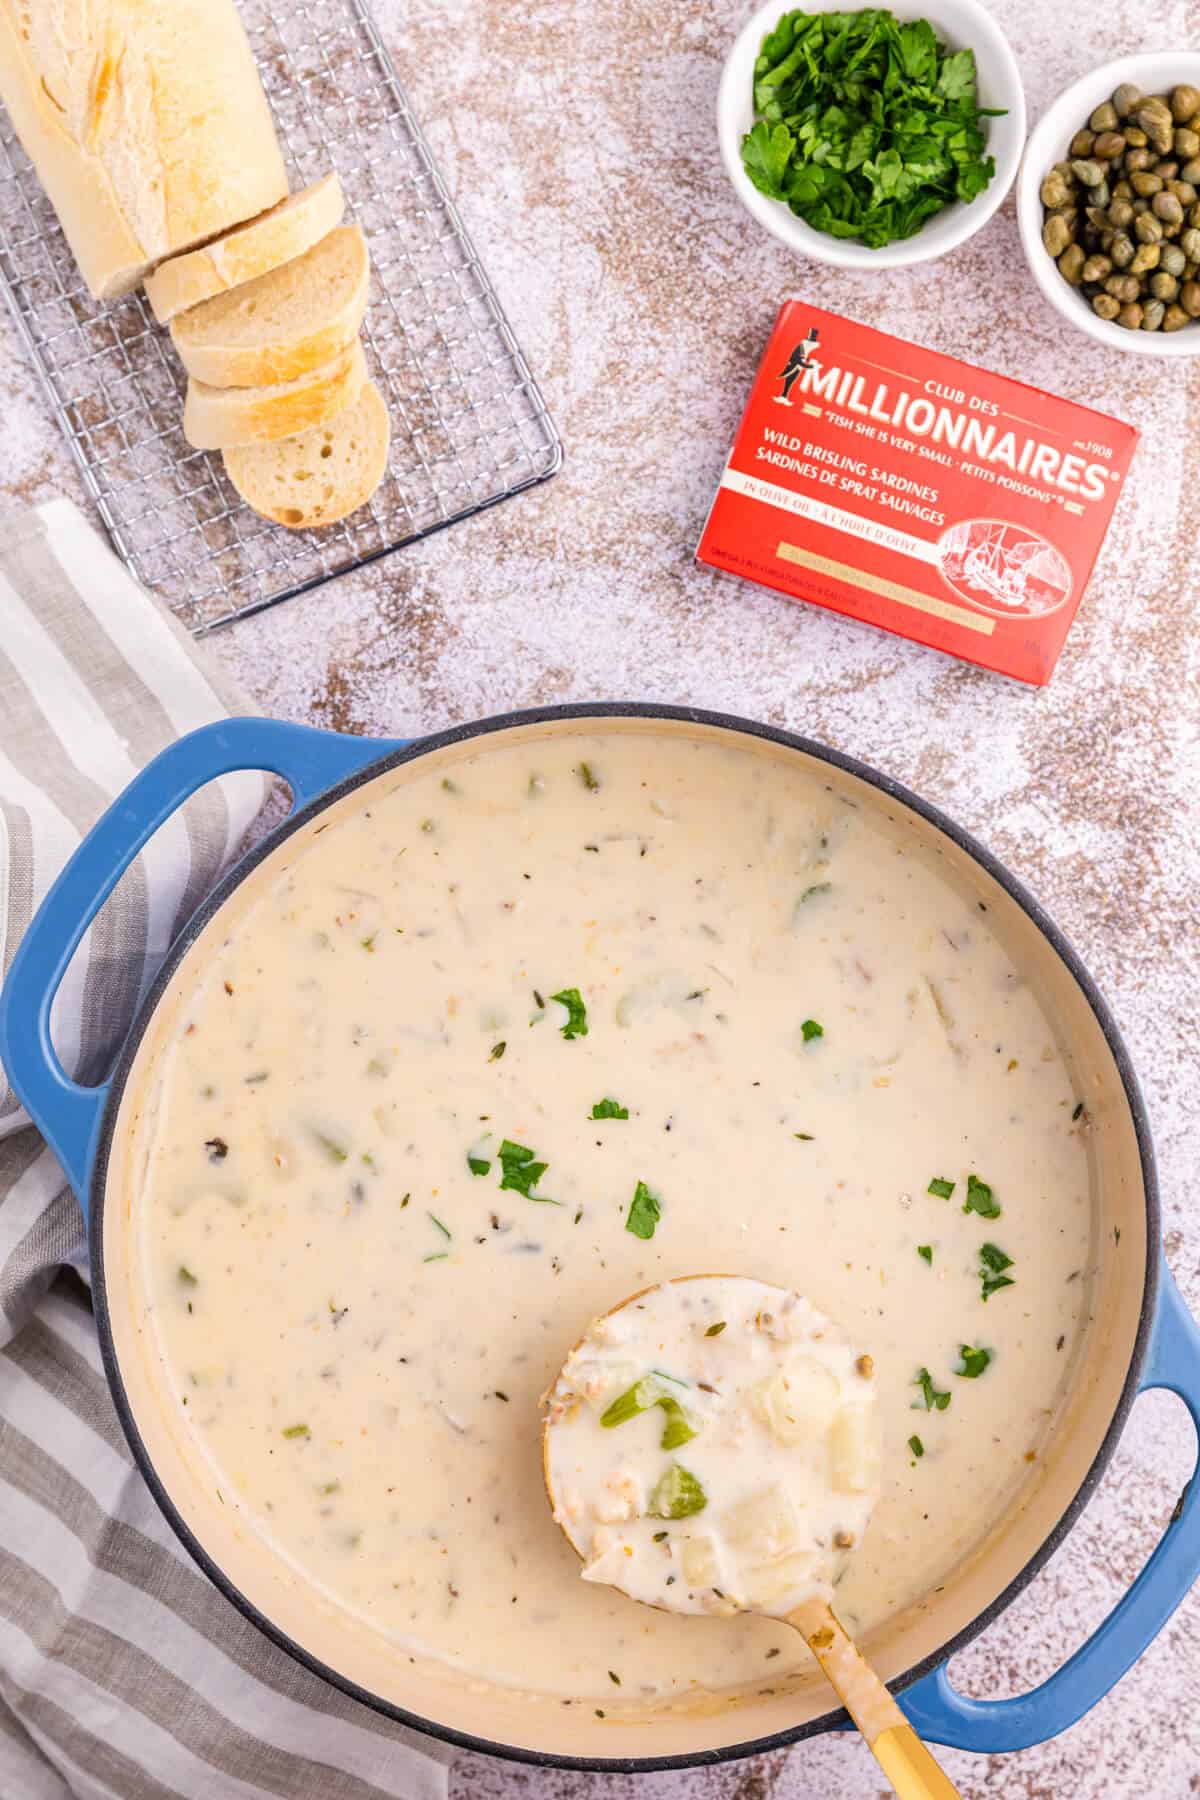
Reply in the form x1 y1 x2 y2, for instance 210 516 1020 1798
697 300 1139 685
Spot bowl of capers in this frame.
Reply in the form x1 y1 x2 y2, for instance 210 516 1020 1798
1017 52 1200 356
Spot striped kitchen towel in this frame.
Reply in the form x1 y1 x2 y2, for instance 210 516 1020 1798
0 499 452 1800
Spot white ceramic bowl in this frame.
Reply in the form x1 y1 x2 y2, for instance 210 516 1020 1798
716 0 1026 270
1017 51 1200 358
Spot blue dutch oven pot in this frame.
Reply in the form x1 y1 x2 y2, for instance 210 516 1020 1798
1 705 1198 1772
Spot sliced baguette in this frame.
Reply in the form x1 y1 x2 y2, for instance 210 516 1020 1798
145 174 345 324
171 226 370 388
223 381 390 528
183 338 367 452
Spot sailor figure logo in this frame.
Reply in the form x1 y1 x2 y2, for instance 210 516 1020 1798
773 326 820 405
937 519 1073 619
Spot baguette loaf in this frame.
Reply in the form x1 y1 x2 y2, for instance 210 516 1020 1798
171 225 369 388
145 173 346 324
183 337 368 451
0 0 288 301
224 381 390 528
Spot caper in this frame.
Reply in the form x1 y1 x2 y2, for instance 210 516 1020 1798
1130 170 1164 195
1080 253 1112 282
1124 146 1153 171
1163 302 1191 331
1041 172 1073 208
1154 191 1184 224
1135 212 1164 242
1161 243 1187 275
1181 227 1200 260
1116 301 1144 329
1123 126 1148 148
1113 83 1142 119
1084 205 1109 234
1175 128 1200 159
1186 260 1200 282
1171 84 1200 123
1103 273 1140 302
1110 231 1135 268
1043 213 1073 257
1142 118 1174 156
1169 181 1198 206
1190 201 1200 225
1140 299 1166 330
1150 270 1179 300
1129 242 1161 273
1058 243 1086 284
1092 292 1121 320
1181 158 1200 184
1070 129 1096 157
1089 100 1118 132
1181 279 1200 316
1108 198 1135 228
1112 178 1133 199
1157 161 1180 181
1071 159 1105 187
1092 131 1126 160
1132 197 1150 216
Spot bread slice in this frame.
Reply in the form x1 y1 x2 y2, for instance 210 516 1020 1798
223 381 390 528
145 174 345 324
171 226 370 388
0 0 287 300
183 338 367 451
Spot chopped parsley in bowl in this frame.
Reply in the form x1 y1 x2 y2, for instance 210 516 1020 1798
717 0 1025 270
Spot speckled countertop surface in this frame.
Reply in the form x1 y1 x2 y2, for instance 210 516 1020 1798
3 0 1198 1793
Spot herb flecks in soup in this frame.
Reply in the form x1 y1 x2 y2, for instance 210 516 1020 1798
140 730 1092 1701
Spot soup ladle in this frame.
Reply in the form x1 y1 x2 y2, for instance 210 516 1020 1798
542 1274 961 1800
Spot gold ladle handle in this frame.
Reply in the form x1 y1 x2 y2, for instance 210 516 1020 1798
787 1597 962 1800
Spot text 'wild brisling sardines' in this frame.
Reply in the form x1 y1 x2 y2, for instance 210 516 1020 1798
696 301 1138 685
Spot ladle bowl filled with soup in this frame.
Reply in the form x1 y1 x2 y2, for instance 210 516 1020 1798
2 704 1197 1770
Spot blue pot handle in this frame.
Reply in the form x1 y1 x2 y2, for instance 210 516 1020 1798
0 718 401 1208
900 1258 1200 1751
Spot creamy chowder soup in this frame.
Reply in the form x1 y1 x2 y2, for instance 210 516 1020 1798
139 727 1094 1703
544 1276 880 1615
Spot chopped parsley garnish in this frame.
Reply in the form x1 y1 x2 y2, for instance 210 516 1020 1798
498 1138 557 1203
979 1242 1015 1300
177 1265 197 1287
647 1463 708 1519
913 1366 951 1411
626 1179 662 1240
428 1213 451 1240
705 1321 727 1337
204 1136 228 1163
956 1344 992 1379
489 1041 506 1062
318 1480 341 1495
591 1098 629 1120
740 10 999 249
927 1176 955 1200
423 1252 448 1264
1072 1101 1085 1122
467 1154 491 1177
576 762 600 791
799 881 832 903
282 1423 310 1439
800 1018 824 1041
793 1131 814 1141
963 1174 1001 1219
609 1670 621 1686
908 1434 925 1459
917 1244 933 1265
551 988 588 1040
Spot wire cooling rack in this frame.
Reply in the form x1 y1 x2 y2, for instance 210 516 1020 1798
0 0 561 634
